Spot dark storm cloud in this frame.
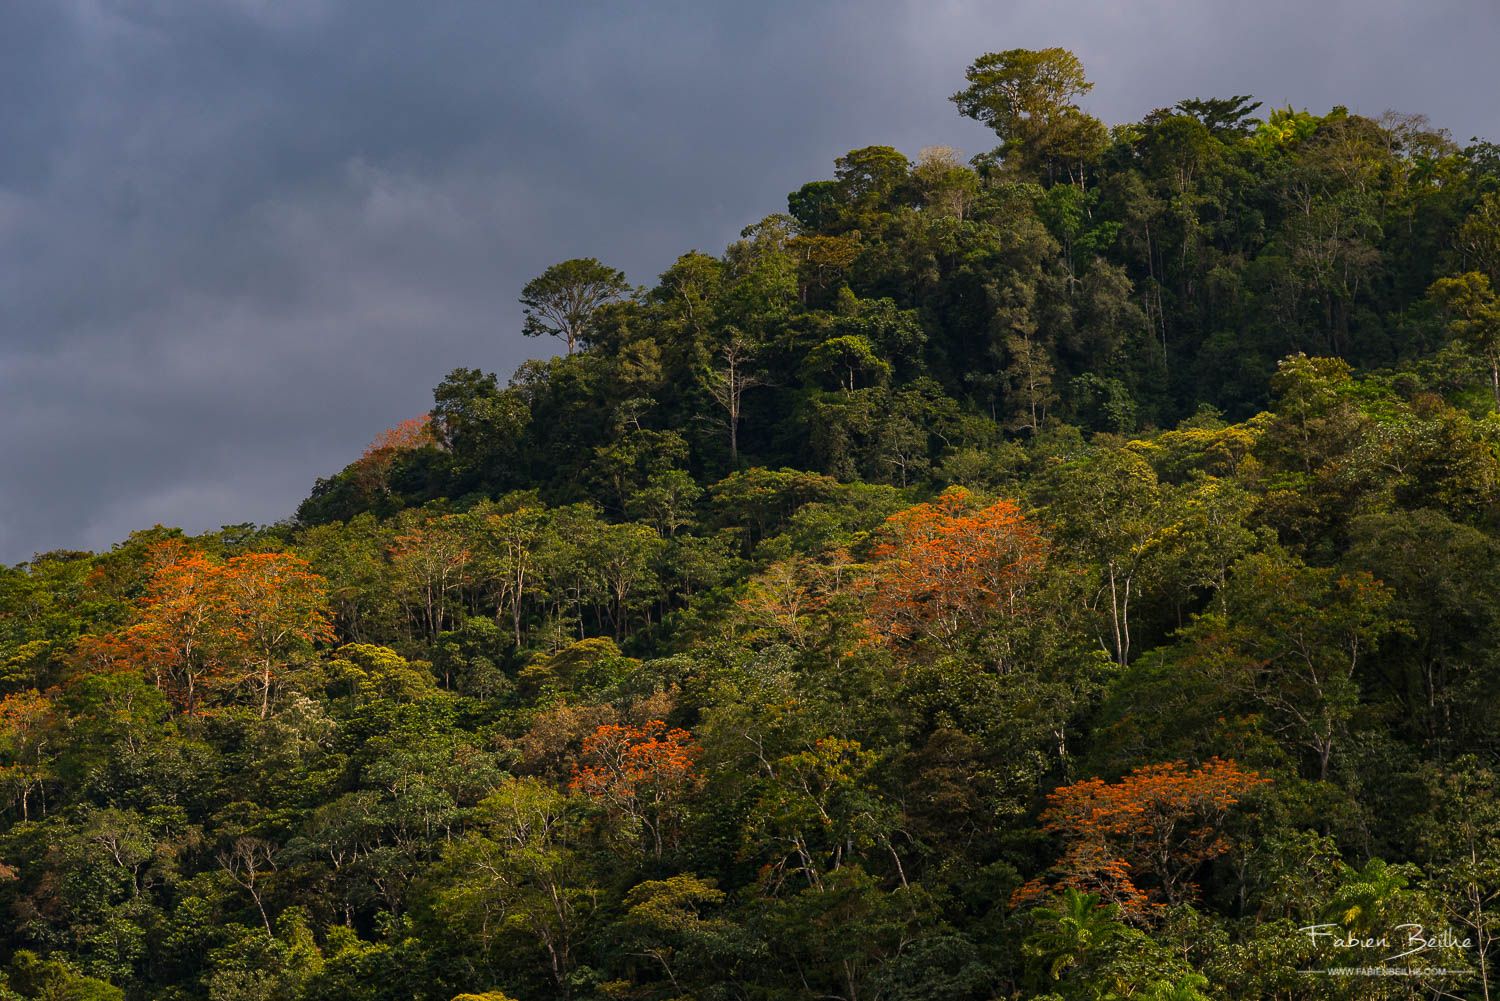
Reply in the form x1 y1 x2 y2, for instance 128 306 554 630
2 0 1497 562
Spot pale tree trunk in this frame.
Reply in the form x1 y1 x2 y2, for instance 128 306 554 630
705 338 763 465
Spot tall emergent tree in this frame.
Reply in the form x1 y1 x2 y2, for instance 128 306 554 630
520 257 630 355
951 47 1107 183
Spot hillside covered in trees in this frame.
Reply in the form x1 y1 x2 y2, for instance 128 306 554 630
9 48 1500 1000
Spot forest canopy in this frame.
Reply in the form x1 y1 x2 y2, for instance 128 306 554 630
6 47 1500 1000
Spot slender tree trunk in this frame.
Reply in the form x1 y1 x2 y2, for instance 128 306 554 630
251 885 272 936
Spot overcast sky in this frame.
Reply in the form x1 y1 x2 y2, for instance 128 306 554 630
2 0 1497 563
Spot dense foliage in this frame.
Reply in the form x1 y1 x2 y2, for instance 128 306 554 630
6 48 1500 1000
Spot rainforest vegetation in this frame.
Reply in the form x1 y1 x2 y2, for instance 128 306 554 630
7 47 1500 1000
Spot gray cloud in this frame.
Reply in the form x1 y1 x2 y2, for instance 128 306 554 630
2 0 1497 561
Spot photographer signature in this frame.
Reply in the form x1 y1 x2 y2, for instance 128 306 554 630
1300 923 1474 963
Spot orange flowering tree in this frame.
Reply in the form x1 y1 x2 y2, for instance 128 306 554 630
75 546 332 717
570 720 700 858
1016 758 1268 918
76 550 232 716
861 487 1047 649
353 414 438 498
218 553 336 717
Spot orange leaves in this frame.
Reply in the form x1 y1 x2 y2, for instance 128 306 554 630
0 690 52 732
74 545 332 716
570 720 700 858
0 690 55 768
363 415 437 458
354 414 438 496
76 550 227 707
1018 758 1268 918
218 553 334 646
861 487 1046 647
570 720 699 801
218 552 336 717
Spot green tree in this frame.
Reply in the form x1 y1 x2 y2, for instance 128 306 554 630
425 779 598 998
952 48 1107 183
1207 552 1397 780
431 368 531 487
1045 446 1176 667
520 258 631 355
1022 888 1128 985
1430 271 1500 406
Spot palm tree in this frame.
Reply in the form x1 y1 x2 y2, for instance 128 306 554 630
1324 857 1412 935
1022 887 1128 982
